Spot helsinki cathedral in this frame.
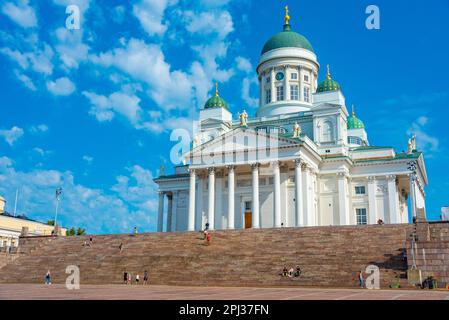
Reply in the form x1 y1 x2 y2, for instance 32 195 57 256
154 7 427 232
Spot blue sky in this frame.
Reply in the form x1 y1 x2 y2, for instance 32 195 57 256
0 0 448 234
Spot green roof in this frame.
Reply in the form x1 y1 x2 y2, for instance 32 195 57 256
347 113 365 129
261 24 314 55
204 95 228 110
317 65 341 93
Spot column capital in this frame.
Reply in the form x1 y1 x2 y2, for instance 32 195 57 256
208 167 215 174
158 191 165 196
294 158 302 167
367 176 376 182
271 161 280 169
226 165 235 171
386 174 396 181
336 171 348 179
188 168 196 174
250 162 260 170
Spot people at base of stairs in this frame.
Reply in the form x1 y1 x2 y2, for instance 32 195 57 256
127 272 132 285
280 266 302 278
123 271 128 284
143 270 149 285
119 242 123 252
135 274 140 284
45 270 52 285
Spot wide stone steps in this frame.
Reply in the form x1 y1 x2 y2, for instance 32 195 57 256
0 224 413 288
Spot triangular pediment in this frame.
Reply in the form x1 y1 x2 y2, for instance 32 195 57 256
189 127 301 158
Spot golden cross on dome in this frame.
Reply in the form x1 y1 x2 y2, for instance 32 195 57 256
284 5 290 25
214 82 219 96
326 64 331 80
352 104 355 117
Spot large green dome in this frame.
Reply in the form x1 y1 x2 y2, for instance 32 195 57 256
204 84 228 110
261 24 314 55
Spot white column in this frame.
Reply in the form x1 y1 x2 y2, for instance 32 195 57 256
273 161 282 227
251 163 260 228
270 68 276 103
302 164 311 226
284 65 290 101
196 176 203 231
166 194 173 232
157 192 164 232
171 191 178 232
409 175 417 220
387 175 399 224
216 173 223 230
337 173 349 225
188 169 196 231
294 159 303 227
208 167 215 230
367 176 378 224
227 166 235 229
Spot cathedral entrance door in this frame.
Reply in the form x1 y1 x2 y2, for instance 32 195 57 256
245 212 252 229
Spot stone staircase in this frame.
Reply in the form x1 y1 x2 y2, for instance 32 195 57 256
0 224 413 288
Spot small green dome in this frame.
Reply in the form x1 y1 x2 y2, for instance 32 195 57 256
204 83 228 110
317 65 341 93
347 110 365 130
261 24 314 55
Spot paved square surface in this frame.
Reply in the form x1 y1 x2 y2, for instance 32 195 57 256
0 284 449 300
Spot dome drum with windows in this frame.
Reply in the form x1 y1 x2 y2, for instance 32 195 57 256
204 83 228 110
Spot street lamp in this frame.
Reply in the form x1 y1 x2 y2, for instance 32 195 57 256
54 187 62 235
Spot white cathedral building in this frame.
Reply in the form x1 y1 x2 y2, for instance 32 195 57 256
154 8 428 232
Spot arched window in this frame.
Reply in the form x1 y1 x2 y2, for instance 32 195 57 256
322 121 334 142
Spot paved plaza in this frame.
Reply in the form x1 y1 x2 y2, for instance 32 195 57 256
0 284 448 300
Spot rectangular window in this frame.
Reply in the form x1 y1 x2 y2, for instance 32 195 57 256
276 86 284 101
355 186 366 195
304 75 309 82
265 89 271 104
245 201 252 211
290 85 299 100
291 73 298 80
356 208 367 225
304 87 310 102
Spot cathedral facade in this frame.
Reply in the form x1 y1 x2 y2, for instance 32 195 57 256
154 8 427 232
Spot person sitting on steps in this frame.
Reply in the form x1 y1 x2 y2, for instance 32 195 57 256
282 266 288 277
294 265 302 277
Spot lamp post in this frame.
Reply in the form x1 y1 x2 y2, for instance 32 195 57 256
54 187 62 235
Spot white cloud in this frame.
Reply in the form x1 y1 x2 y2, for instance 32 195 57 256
54 27 89 70
0 161 158 234
0 126 24 146
184 10 234 39
13 69 36 91
242 76 258 108
32 147 52 157
132 0 178 37
82 90 142 124
82 155 93 164
1 0 37 28
236 56 252 73
90 38 192 111
29 124 49 134
407 116 440 154
0 43 54 75
46 77 76 96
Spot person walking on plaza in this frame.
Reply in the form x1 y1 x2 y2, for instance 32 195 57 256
203 223 209 240
358 270 365 288
45 270 52 285
134 226 138 234
143 270 149 285
127 272 132 285
135 274 140 285
206 232 212 245
123 271 128 285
